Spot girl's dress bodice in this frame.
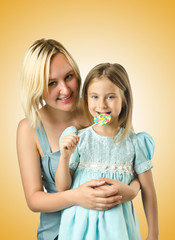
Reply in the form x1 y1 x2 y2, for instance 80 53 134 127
58 126 155 240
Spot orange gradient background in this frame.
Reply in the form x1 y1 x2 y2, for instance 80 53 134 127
1 0 175 239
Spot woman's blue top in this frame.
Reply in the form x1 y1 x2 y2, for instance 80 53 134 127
35 122 60 240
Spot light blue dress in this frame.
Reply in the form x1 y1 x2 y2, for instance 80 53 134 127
35 123 60 240
58 126 155 240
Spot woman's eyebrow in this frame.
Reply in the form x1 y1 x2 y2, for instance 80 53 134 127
48 78 56 82
65 70 74 75
49 70 74 82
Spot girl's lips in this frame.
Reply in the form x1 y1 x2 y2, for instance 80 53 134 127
57 93 73 103
97 111 111 115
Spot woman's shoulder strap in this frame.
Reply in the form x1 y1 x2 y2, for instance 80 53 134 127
35 122 51 155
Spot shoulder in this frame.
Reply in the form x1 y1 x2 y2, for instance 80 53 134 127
17 118 33 134
135 132 154 148
127 131 154 145
17 118 37 145
133 131 155 160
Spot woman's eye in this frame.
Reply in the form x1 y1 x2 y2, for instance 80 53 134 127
48 81 56 87
65 74 73 80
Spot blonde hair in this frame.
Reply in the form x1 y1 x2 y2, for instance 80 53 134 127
20 39 81 128
82 63 133 140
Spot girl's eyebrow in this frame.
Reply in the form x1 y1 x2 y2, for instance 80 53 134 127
88 92 98 95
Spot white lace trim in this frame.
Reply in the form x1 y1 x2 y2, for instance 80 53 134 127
74 161 135 175
134 160 153 174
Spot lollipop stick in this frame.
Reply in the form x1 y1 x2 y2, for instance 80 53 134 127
78 113 111 137
78 123 96 136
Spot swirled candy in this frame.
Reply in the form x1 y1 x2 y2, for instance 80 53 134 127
94 113 111 126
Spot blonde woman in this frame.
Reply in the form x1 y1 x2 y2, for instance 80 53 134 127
17 39 140 240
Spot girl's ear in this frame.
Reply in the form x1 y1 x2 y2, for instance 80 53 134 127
122 100 125 107
121 94 126 107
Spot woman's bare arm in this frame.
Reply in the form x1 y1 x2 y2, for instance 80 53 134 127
17 119 122 213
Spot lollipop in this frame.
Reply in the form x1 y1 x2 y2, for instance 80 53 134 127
94 113 111 126
79 113 111 136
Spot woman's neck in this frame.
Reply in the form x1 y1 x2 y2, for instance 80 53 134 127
41 104 78 124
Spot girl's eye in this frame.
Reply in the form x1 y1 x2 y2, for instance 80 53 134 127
107 96 114 99
92 96 98 99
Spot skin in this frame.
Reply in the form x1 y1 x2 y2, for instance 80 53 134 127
17 53 140 215
56 77 158 239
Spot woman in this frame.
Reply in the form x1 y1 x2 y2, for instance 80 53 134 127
17 39 140 240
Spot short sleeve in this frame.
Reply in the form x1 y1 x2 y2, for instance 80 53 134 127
59 126 80 171
134 132 155 174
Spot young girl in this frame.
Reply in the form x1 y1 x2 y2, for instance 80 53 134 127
55 63 158 240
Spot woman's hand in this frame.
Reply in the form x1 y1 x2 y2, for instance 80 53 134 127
73 179 122 210
98 177 140 203
60 133 79 159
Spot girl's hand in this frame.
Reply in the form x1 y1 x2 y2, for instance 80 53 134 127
60 133 79 159
73 180 122 210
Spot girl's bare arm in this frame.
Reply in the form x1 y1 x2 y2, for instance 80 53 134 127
138 170 159 240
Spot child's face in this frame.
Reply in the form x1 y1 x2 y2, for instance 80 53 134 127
87 77 123 124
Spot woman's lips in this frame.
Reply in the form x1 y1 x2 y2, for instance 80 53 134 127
57 93 73 103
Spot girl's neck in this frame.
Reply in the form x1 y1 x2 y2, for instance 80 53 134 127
93 123 120 137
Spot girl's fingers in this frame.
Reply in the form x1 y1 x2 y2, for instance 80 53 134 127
64 134 79 144
61 134 79 149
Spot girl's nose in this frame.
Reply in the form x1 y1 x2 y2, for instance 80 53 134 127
99 99 107 109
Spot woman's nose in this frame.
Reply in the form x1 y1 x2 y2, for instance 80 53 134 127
59 81 70 95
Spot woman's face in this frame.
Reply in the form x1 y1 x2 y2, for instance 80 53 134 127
43 53 79 112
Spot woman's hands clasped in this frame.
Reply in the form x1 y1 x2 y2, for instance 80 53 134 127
73 177 140 210
73 179 122 211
